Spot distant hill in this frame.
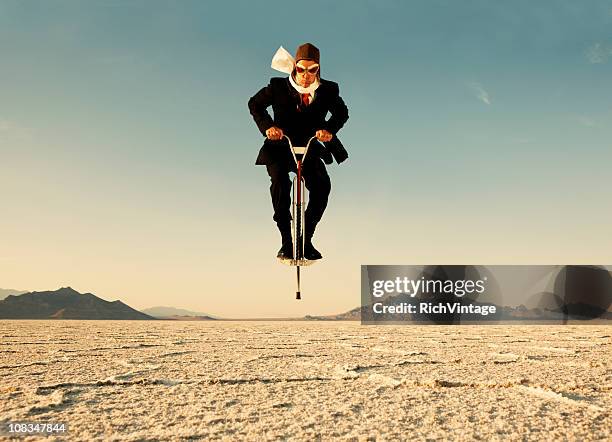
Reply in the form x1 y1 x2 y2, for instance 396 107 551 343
310 297 612 322
0 288 28 300
142 306 216 319
0 287 155 320
305 306 361 321
159 315 217 321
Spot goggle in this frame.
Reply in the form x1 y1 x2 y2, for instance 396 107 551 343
295 64 319 75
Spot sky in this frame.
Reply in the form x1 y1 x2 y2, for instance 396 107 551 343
1 0 611 318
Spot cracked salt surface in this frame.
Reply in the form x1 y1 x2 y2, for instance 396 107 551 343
0 321 610 440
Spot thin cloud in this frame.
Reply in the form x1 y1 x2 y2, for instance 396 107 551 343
577 116 597 128
585 42 611 64
469 82 491 105
0 117 32 141
0 119 14 133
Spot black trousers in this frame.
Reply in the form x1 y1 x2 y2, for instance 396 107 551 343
266 158 331 235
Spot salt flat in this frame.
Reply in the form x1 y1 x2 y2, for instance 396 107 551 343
0 321 610 441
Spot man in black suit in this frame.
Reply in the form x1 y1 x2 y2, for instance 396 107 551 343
248 43 349 260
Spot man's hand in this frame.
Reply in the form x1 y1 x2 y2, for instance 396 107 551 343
316 129 333 142
266 126 284 140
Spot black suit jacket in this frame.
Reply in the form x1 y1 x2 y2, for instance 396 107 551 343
248 77 349 166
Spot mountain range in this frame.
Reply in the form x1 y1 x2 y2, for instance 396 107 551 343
0 287 154 320
305 293 612 322
141 306 216 319
1 287 609 321
0 288 28 300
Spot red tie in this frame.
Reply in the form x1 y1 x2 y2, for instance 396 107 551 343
301 93 310 106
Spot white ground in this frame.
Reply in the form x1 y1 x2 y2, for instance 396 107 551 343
0 321 610 441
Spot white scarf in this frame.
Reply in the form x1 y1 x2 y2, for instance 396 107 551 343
271 46 320 96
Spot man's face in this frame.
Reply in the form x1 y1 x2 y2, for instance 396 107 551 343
295 59 319 87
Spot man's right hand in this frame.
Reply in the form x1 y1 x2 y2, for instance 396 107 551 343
266 126 284 140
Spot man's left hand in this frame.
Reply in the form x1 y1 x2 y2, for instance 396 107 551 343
315 129 333 142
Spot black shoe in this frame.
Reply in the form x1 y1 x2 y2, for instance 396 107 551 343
304 239 322 260
277 240 294 260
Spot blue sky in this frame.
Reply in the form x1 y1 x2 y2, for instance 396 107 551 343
1 1 611 317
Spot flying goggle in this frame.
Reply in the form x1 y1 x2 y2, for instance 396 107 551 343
295 64 320 75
